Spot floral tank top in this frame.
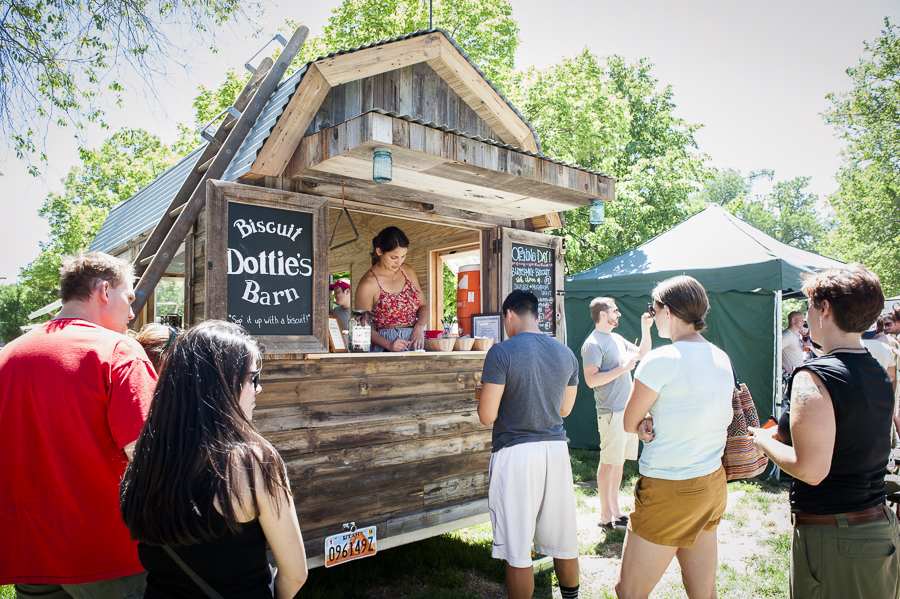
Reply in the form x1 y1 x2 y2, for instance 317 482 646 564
370 269 420 328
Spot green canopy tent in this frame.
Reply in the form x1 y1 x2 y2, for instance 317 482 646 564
562 204 844 449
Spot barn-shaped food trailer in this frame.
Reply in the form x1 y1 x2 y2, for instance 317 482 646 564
90 28 615 567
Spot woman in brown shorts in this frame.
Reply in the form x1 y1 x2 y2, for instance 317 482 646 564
616 276 734 599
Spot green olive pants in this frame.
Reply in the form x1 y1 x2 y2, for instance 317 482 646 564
791 505 900 599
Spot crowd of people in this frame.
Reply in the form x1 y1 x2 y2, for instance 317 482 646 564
1 247 898 599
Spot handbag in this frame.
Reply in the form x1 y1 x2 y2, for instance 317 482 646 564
722 364 769 481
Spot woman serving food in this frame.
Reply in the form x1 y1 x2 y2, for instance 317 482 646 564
355 226 428 352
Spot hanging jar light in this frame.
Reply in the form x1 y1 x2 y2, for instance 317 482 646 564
373 148 392 183
589 199 604 232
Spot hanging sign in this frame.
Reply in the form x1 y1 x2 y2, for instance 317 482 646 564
510 242 556 335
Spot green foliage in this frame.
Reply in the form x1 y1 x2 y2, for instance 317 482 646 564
694 168 774 206
0 283 39 342
727 176 829 252
509 53 714 274
442 264 457 323
20 129 180 304
174 68 253 154
1 0 248 173
289 0 519 89
824 17 900 295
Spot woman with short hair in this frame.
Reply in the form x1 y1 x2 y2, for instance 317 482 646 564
750 264 899 599
616 275 734 599
120 320 308 599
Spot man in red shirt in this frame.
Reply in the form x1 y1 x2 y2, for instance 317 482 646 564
0 252 157 597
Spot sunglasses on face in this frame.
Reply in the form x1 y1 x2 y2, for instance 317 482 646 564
249 367 262 389
647 303 657 317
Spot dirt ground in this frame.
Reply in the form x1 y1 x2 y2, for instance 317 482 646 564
571 479 792 598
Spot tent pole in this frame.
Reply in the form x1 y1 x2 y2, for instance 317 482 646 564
775 290 782 414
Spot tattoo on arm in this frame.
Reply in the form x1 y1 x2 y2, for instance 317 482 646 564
792 373 822 407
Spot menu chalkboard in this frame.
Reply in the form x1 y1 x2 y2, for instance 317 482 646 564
510 242 555 334
226 202 313 336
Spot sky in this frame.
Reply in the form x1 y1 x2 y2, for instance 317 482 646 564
1 0 898 283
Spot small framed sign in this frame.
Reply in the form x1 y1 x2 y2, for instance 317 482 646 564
471 313 502 341
328 315 347 353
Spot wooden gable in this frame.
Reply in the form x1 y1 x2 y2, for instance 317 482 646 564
246 31 539 179
303 61 502 143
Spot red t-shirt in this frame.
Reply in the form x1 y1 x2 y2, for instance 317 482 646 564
0 319 157 584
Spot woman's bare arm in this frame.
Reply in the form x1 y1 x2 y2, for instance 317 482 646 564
749 370 835 485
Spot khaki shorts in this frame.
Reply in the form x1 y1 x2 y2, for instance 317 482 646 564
629 465 727 548
597 410 638 465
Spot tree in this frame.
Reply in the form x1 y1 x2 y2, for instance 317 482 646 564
509 52 714 274
693 168 774 206
1 0 250 173
823 17 900 294
727 176 828 252
20 128 180 306
0 282 35 342
291 0 519 89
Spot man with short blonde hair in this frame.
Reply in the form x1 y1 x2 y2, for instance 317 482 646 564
0 251 157 596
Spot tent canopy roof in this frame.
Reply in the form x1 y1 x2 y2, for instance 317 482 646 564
566 205 844 296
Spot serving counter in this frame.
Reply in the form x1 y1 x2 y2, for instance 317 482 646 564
256 350 492 566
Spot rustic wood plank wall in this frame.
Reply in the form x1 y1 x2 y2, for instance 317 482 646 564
256 354 491 559
305 62 501 143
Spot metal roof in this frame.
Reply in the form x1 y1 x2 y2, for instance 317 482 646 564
91 28 606 253
89 146 205 253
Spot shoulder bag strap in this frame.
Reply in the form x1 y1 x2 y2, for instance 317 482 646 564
163 545 225 599
728 359 740 389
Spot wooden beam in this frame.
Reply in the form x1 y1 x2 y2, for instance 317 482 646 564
249 63 331 178
131 56 274 276
314 33 443 86
130 26 309 318
430 36 538 152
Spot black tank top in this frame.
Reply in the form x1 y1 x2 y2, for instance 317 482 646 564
787 351 894 514
139 508 272 599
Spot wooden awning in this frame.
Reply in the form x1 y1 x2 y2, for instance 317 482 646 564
282 111 614 227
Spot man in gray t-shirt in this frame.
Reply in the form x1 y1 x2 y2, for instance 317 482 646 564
479 290 581 599
580 297 652 529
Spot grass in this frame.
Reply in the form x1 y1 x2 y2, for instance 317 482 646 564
296 522 506 599
654 531 790 599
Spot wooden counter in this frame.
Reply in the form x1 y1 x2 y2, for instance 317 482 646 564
256 351 492 567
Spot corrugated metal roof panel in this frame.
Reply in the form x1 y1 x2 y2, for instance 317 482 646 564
89 146 205 254
222 64 309 181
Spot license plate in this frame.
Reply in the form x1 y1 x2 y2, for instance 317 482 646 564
324 526 377 568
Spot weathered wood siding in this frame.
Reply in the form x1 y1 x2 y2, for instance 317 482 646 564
257 354 491 559
305 62 500 142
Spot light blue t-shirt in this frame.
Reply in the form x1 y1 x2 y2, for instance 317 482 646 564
634 341 734 480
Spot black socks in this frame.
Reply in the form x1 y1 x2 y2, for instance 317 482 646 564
560 584 579 599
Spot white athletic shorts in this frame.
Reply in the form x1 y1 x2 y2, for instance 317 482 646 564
488 440 579 568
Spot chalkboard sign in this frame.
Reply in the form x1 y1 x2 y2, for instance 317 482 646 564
206 180 329 355
226 202 313 336
510 242 555 334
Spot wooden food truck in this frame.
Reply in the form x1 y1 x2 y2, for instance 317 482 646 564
89 26 615 567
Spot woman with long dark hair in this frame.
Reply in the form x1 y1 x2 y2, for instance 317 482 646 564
355 226 428 352
750 264 899 599
616 276 733 599
120 320 307 598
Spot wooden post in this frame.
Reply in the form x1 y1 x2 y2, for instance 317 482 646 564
130 25 309 319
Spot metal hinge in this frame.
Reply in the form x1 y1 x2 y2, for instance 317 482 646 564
492 239 501 254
